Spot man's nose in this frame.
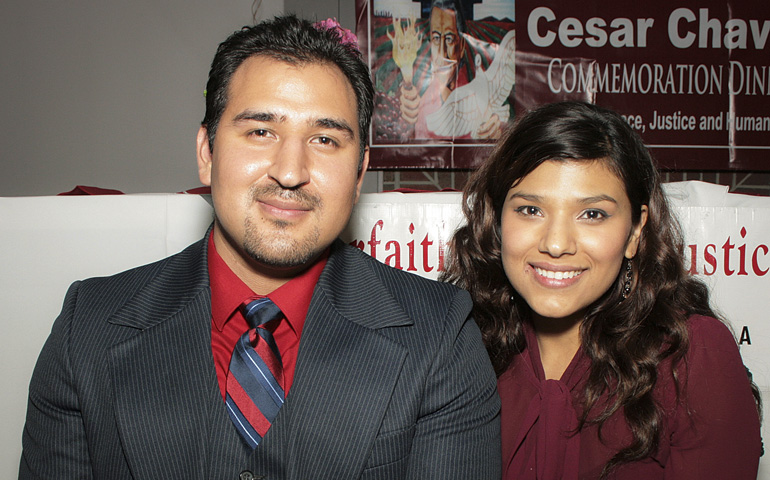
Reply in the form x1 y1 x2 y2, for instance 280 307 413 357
266 138 311 189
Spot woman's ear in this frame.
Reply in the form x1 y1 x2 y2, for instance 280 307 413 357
625 205 649 259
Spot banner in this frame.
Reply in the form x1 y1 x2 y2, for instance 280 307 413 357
356 0 770 170
342 192 464 276
664 182 770 399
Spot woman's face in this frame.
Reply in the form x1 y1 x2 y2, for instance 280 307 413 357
500 159 647 324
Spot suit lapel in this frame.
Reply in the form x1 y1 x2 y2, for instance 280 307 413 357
109 291 214 479
107 234 248 479
254 242 413 477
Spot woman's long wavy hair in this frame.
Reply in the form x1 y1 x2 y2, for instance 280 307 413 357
442 101 723 475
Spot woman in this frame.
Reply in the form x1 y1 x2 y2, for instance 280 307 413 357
443 102 762 479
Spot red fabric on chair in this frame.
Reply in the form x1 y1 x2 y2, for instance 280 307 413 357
58 186 124 195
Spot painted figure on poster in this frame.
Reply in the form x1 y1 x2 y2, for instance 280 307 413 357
382 0 515 141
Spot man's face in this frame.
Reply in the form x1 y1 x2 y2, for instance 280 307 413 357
197 56 368 292
429 7 461 68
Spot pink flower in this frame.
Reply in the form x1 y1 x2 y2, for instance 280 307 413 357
313 17 359 49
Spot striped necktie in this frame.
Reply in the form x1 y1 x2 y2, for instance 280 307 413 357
225 298 284 448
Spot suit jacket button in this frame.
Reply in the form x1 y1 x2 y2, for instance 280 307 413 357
239 471 262 480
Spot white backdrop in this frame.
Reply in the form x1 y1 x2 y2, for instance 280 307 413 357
2 182 767 478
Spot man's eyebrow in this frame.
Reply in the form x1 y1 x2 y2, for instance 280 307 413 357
230 111 355 139
232 110 282 123
315 118 355 139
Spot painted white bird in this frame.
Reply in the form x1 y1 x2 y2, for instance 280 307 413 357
426 29 515 138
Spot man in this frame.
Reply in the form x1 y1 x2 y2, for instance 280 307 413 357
396 0 499 140
19 15 500 479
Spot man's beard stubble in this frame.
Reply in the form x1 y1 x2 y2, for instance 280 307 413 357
242 183 323 269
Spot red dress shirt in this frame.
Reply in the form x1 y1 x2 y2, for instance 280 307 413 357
499 315 762 479
208 232 327 399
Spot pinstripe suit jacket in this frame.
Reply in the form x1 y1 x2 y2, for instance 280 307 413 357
20 236 500 479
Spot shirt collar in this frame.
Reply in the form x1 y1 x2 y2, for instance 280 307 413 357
207 231 327 338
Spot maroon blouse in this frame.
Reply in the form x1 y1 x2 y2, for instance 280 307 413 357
498 315 762 479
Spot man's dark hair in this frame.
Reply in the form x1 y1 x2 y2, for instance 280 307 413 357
202 14 374 165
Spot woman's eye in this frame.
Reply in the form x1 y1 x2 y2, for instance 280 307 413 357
581 209 607 220
515 206 541 216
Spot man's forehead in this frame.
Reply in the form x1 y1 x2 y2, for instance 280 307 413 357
226 55 357 108
223 55 358 134
234 54 344 81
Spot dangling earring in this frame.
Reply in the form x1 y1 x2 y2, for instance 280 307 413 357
621 259 633 300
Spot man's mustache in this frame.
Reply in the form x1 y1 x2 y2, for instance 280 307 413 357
249 183 322 209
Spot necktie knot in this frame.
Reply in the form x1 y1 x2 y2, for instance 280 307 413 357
241 298 282 329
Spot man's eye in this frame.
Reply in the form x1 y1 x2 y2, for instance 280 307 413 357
314 136 338 147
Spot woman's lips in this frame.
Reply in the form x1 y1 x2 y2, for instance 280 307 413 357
531 264 585 287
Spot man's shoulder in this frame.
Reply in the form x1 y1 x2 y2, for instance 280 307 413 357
331 241 463 296
37 236 211 372
79 236 207 292
68 236 209 324
325 241 471 326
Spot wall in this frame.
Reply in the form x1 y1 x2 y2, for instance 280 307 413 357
0 0 378 197
1 0 320 196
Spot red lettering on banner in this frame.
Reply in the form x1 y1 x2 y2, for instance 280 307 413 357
738 227 748 276
722 237 735 275
368 220 383 259
704 244 717 275
686 226 768 277
407 223 417 272
687 244 698 275
421 234 433 272
437 234 446 272
385 241 402 269
754 245 769 275
348 219 449 275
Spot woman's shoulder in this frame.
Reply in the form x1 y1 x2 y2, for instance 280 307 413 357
662 317 762 478
679 314 751 392
685 314 738 352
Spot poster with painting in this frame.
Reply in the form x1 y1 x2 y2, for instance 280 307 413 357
357 0 516 168
357 0 770 170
